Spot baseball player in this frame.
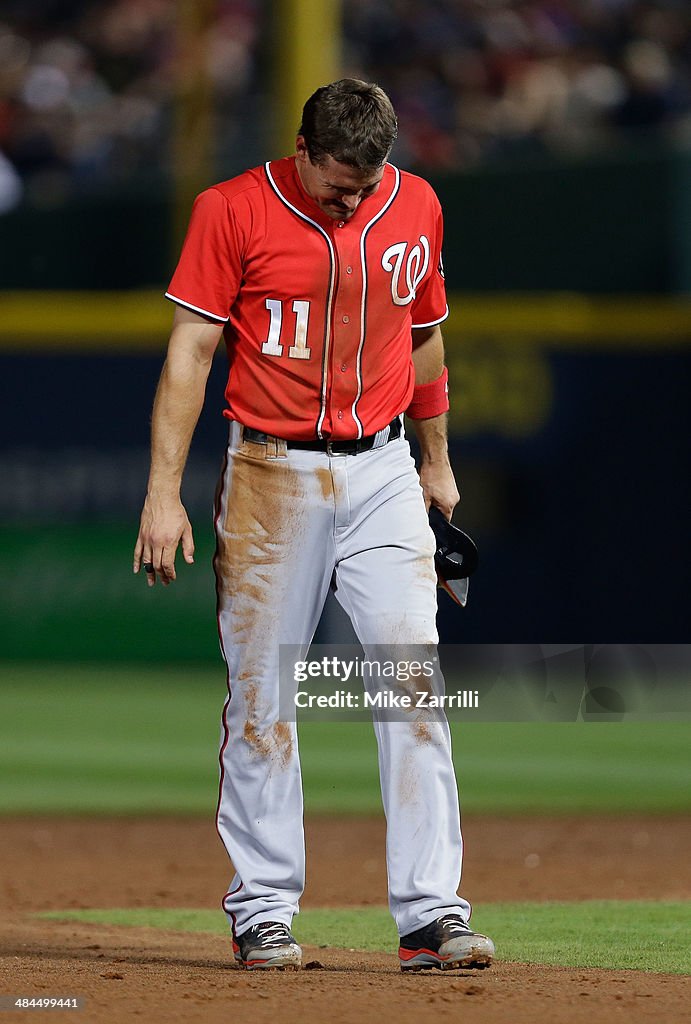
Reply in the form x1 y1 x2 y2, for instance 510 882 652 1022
133 79 494 973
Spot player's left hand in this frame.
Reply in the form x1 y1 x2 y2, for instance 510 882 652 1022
419 456 460 520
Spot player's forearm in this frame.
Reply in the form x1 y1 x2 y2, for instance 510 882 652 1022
410 324 450 463
146 314 222 499
147 358 208 498
409 412 450 464
409 324 459 515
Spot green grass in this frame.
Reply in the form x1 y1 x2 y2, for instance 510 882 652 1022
39 902 691 974
1 663 689 814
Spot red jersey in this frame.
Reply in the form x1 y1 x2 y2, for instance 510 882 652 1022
166 157 448 440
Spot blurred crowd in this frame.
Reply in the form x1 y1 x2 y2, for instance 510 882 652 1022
0 0 261 210
1 0 690 211
344 0 691 169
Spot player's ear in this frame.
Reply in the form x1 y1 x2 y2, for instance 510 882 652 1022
295 136 309 163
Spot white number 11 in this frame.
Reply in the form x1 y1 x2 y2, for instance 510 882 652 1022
261 299 311 359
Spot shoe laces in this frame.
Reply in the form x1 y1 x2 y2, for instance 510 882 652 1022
438 915 470 934
253 922 293 944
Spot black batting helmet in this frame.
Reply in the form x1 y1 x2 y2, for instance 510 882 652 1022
429 506 479 608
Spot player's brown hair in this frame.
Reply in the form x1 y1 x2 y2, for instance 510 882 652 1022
299 79 398 171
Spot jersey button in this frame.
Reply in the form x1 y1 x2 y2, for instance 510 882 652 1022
341 364 347 372
342 315 350 324
337 410 344 419
346 265 353 274
338 221 345 228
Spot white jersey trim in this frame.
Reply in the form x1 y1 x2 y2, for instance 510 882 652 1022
264 162 336 440
165 292 229 322
352 165 402 437
411 306 449 329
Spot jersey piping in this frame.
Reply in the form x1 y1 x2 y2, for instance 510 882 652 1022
264 161 336 439
411 307 450 330
164 292 229 323
352 165 402 436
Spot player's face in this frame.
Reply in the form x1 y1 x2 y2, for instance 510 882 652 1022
295 138 385 220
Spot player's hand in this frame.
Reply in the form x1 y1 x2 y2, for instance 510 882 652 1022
133 494 195 587
419 457 460 521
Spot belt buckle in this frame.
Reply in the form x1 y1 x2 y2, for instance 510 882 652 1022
325 440 344 457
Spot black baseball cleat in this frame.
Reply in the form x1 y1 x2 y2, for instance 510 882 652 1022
399 914 495 971
233 921 302 970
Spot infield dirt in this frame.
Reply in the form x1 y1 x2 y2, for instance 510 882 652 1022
1 815 689 1023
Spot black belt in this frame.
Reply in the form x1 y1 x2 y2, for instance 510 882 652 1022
243 416 402 455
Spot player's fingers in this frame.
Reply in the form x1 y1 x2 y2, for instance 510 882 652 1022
133 524 155 583
149 542 169 587
450 487 461 516
181 523 195 564
142 551 156 587
133 535 143 574
134 534 154 572
160 546 176 585
433 488 459 521
438 500 454 521
140 561 157 585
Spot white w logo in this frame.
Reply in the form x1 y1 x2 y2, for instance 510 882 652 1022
381 236 430 306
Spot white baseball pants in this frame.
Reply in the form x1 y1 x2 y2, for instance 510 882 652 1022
214 420 471 938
